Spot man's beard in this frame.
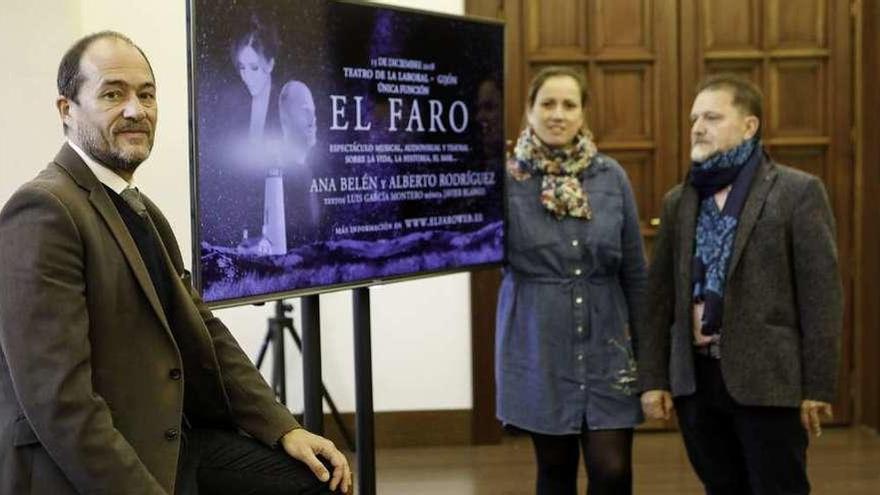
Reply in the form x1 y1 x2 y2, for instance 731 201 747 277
690 143 716 163
75 122 152 174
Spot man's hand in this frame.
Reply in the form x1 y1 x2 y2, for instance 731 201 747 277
800 400 833 437
641 390 674 420
281 428 352 493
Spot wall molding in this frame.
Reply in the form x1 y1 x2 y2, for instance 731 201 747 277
319 409 473 449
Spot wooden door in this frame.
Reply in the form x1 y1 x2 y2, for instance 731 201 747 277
680 0 855 424
856 0 880 433
467 0 680 242
467 0 856 441
466 0 681 440
517 0 680 231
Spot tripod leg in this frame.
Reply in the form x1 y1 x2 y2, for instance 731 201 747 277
255 328 272 369
284 325 356 451
323 384 356 452
286 323 303 349
272 323 286 405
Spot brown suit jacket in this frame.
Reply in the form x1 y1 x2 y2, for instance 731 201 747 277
637 153 843 407
0 144 300 494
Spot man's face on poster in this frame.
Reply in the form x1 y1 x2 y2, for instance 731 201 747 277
236 44 274 97
476 79 502 154
280 81 317 149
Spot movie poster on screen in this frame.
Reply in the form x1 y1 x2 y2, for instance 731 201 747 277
189 0 504 304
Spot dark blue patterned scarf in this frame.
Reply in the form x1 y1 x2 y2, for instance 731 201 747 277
690 137 761 338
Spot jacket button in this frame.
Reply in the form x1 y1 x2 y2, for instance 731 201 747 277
169 368 182 380
165 428 179 441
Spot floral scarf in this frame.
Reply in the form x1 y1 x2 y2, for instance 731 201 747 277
690 137 761 342
510 127 597 219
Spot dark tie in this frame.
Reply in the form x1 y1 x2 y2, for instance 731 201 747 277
120 187 149 218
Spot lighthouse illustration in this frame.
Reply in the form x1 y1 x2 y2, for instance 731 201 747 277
239 79 317 256
261 166 287 255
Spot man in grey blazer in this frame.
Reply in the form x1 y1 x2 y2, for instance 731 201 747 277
0 32 351 494
638 74 842 494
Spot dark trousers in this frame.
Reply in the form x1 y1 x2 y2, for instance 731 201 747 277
675 354 810 495
175 428 338 495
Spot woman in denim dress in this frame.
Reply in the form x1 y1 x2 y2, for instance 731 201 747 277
496 66 648 495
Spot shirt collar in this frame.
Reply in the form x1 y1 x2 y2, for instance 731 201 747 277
67 139 137 195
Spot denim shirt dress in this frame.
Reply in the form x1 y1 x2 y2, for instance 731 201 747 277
495 153 648 434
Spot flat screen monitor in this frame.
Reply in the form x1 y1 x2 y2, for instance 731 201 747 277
187 0 505 307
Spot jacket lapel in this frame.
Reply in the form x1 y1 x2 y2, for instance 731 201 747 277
53 144 171 332
143 196 211 340
141 194 223 371
677 184 699 298
726 155 778 279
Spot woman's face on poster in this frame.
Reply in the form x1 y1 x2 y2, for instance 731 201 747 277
236 45 274 97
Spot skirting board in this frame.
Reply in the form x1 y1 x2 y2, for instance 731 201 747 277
311 409 473 449
309 409 685 449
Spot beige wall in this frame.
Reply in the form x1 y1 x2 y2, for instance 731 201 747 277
0 1 80 203
0 0 472 414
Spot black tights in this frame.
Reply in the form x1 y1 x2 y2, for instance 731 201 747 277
529 428 633 495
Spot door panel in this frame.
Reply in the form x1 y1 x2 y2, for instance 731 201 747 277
766 0 827 48
592 0 653 56
525 0 587 56
769 61 827 137
702 0 762 51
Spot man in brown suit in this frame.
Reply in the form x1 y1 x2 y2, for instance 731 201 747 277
0 31 351 494
638 74 842 494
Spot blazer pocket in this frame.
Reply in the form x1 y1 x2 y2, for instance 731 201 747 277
764 323 798 346
760 323 801 385
13 416 40 447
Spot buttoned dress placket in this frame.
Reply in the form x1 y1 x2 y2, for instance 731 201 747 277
564 219 590 422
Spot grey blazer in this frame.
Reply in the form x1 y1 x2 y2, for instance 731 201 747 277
637 153 843 407
0 145 300 494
